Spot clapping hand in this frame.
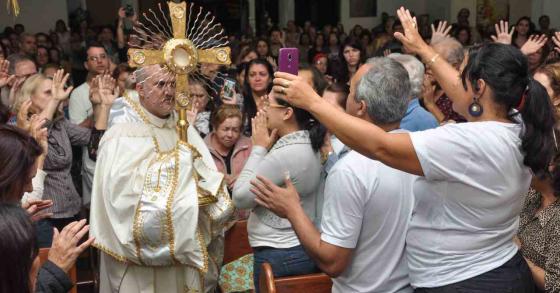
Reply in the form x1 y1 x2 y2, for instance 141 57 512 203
520 34 548 56
98 74 119 106
251 106 278 150
29 114 49 155
0 59 15 88
22 199 53 222
51 69 73 102
491 20 514 45
553 31 560 54
430 21 452 44
48 219 95 273
187 101 199 124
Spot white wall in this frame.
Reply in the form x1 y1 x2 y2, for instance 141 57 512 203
0 0 68 33
531 0 560 28
340 0 427 30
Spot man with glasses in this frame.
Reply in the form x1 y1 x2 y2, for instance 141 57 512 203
68 42 110 208
1 53 37 108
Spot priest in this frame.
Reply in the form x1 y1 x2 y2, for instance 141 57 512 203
90 64 233 293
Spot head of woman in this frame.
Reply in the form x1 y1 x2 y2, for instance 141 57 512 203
461 43 556 177
313 53 328 75
340 39 364 69
454 26 472 46
360 32 372 48
210 105 243 150
0 204 40 293
243 59 274 122
36 46 49 67
112 63 134 96
256 38 270 58
14 74 55 115
300 33 311 47
48 47 61 64
188 79 211 113
515 17 532 37
298 65 328 97
328 32 339 47
0 125 42 203
534 63 560 109
323 83 350 112
265 93 325 152
527 45 549 73
240 47 258 64
55 19 67 33
314 34 325 49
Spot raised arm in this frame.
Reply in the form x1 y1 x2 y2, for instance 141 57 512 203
272 72 423 176
393 7 471 110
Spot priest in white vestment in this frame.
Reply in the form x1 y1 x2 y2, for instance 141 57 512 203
90 65 233 293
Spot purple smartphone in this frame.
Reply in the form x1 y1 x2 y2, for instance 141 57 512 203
278 48 299 75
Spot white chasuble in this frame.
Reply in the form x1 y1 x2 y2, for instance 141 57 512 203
90 93 234 293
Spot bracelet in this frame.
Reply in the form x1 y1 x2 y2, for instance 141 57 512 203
426 54 440 67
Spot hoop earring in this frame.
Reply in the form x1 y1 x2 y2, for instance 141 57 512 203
468 96 483 117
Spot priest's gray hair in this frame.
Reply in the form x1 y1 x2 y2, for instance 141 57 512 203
355 57 410 124
387 53 425 98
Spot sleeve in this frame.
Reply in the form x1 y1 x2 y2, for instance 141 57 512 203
35 261 74 293
409 125 473 181
21 169 47 203
87 128 106 161
63 119 92 146
232 146 289 209
320 162 366 249
544 223 560 293
68 89 90 124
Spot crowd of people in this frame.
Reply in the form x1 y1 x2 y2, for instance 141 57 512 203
1 3 560 293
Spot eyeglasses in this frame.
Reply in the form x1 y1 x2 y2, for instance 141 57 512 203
87 54 107 62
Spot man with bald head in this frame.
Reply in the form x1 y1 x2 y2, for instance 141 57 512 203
90 64 233 293
252 58 416 292
423 38 466 123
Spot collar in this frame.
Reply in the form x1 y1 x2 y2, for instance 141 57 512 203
405 98 420 115
123 92 176 129
270 130 311 151
528 189 560 227
204 132 251 155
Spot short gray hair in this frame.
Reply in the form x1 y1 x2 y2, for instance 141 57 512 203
432 38 465 68
7 53 33 75
387 53 424 98
356 57 410 124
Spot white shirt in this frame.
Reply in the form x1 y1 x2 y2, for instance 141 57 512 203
68 82 95 206
321 148 414 293
69 82 91 125
407 121 531 287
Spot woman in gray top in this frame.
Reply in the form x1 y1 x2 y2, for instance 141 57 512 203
233 93 325 292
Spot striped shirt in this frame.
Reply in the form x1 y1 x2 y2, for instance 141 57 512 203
43 117 91 218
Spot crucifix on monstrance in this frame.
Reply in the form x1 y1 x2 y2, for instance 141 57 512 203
127 1 231 142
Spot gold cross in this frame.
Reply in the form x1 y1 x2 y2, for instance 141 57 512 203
127 1 231 142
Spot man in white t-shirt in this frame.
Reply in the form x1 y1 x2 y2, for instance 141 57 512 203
68 42 110 206
252 57 416 292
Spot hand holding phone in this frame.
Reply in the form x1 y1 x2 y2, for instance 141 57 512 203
222 79 236 101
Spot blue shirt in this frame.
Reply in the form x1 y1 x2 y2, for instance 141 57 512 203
400 98 439 132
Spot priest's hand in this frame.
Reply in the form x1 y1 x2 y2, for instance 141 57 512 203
251 109 278 150
48 219 95 273
51 69 73 102
251 174 300 219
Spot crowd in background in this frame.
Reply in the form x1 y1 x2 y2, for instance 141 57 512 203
2 4 560 293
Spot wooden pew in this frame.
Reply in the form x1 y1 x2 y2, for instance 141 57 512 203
223 220 252 264
38 248 78 293
259 263 333 293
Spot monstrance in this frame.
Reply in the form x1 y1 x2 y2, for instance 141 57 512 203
127 1 231 206
127 1 231 142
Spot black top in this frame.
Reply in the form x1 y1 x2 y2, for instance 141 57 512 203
221 148 234 175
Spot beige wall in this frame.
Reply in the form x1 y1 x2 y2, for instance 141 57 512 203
0 0 68 34
340 0 427 30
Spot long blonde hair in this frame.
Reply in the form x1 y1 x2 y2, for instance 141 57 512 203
12 73 48 113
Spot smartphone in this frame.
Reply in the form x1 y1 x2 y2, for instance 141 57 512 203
278 48 299 75
222 79 236 101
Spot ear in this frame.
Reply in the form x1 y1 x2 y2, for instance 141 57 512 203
283 107 294 121
135 83 144 97
84 61 89 71
357 100 367 117
475 79 486 97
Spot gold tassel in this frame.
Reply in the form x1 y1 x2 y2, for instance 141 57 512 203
6 0 20 16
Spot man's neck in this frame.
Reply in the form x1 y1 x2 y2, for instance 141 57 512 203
361 114 400 132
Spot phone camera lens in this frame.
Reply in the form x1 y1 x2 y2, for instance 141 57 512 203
288 54 292 61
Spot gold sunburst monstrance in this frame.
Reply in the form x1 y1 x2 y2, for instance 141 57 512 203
127 1 231 142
